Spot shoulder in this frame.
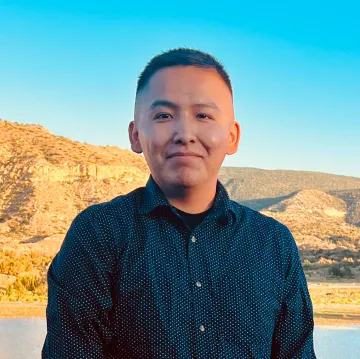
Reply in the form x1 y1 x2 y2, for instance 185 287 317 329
231 201 289 233
79 185 145 221
68 186 146 246
230 201 298 278
231 201 296 255
62 186 146 255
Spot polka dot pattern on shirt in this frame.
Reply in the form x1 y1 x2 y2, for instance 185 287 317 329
42 176 317 358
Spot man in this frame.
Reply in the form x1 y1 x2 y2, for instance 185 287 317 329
42 48 316 358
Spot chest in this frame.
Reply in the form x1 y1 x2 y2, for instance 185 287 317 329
115 220 283 344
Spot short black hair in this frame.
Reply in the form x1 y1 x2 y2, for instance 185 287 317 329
136 47 233 95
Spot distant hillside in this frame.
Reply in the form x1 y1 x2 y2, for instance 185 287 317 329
1 119 360 265
261 189 360 250
219 167 360 206
330 189 360 226
219 167 360 226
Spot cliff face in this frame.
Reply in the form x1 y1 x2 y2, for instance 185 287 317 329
29 163 147 182
0 120 150 242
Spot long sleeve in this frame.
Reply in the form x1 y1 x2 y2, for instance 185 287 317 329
271 227 317 359
42 208 116 359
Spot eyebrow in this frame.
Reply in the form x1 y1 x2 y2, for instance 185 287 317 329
149 100 220 111
150 100 178 110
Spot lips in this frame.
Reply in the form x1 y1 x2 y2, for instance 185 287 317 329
167 152 202 159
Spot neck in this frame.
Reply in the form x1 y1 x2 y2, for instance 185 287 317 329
159 179 218 214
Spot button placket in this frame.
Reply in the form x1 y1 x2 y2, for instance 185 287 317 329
188 232 209 350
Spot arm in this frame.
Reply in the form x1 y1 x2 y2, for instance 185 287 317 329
42 208 116 359
271 227 317 359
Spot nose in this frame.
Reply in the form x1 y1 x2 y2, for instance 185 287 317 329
172 115 196 145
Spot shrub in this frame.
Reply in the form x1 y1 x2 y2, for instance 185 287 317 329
328 264 354 278
0 250 53 302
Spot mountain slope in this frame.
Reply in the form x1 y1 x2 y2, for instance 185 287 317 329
0 120 149 241
330 189 360 226
261 190 360 250
219 167 360 207
218 167 360 227
1 119 360 263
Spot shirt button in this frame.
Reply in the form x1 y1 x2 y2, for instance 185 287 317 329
195 281 202 287
199 325 205 332
191 236 197 243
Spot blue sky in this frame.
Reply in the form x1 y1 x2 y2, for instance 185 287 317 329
1 1 359 177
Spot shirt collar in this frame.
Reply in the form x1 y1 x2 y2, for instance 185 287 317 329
139 175 239 221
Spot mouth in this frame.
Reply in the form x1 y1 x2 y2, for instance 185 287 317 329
167 152 202 159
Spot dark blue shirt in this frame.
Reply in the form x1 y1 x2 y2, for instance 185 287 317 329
42 176 316 358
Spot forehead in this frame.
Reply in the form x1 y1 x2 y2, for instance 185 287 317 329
139 66 233 105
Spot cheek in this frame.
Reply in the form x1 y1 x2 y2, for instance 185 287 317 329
139 126 169 155
200 125 229 151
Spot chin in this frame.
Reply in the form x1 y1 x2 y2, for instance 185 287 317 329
165 169 206 188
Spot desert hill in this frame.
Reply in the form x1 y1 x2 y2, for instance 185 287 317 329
0 119 149 245
1 119 360 272
219 167 360 208
330 189 360 226
259 188 360 280
261 189 360 250
218 167 360 227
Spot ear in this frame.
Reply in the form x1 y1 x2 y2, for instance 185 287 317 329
128 121 143 154
227 121 241 155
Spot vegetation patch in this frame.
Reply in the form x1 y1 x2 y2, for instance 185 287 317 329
0 249 53 302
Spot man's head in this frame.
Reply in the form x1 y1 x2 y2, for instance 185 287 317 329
129 48 240 190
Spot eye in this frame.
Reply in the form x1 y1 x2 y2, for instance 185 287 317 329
197 113 212 120
154 113 173 120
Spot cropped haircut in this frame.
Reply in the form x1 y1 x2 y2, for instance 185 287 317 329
136 48 233 95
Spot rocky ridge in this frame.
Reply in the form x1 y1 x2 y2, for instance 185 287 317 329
0 120 149 244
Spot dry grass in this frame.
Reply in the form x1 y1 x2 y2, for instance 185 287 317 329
309 286 360 305
0 249 52 302
0 302 46 318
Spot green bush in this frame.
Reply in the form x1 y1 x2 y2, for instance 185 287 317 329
328 264 354 278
